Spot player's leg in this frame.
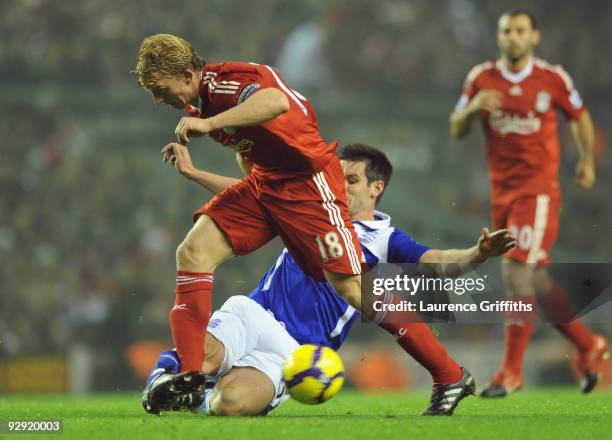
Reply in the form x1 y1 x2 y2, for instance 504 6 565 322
482 195 549 397
144 295 280 415
177 214 234 273
534 267 609 393
480 259 538 396
323 269 473 415
167 176 277 393
202 296 299 416
500 259 538 377
202 367 276 416
142 330 228 415
142 348 183 414
324 269 474 415
529 193 609 391
170 214 234 373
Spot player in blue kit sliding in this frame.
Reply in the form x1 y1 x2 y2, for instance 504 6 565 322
143 143 515 416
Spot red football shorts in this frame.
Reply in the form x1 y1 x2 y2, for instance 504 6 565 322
195 157 364 281
492 192 561 265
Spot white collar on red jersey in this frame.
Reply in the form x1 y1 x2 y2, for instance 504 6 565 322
498 57 534 84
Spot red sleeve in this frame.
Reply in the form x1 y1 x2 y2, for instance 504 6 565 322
454 64 484 112
549 65 585 120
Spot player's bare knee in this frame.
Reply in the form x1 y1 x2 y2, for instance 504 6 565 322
176 215 234 272
210 388 252 416
176 238 210 271
210 399 242 416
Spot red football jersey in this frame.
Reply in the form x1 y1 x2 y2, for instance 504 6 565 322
185 61 336 181
455 57 585 205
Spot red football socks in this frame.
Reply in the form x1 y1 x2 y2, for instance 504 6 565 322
539 283 594 353
376 293 462 385
169 271 213 372
501 295 537 374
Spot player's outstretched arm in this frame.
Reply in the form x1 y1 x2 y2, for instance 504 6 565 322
418 228 516 277
450 90 502 139
570 110 596 189
161 143 241 195
175 88 290 144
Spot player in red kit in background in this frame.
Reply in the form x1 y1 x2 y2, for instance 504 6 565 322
450 11 609 397
133 34 475 414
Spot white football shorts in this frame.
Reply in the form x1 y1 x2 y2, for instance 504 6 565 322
206 295 299 410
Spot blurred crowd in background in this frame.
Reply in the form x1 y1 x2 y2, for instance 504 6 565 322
1 0 610 390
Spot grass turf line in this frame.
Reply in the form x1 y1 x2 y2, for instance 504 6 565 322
1 388 611 440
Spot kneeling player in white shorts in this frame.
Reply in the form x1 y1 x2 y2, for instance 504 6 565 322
142 295 299 416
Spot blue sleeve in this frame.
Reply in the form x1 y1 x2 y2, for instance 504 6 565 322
387 229 431 264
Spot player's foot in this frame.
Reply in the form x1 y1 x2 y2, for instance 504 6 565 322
421 367 476 416
577 334 609 394
480 368 523 398
142 384 204 414
170 392 205 412
142 371 208 415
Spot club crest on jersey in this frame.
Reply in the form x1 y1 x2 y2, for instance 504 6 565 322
223 127 237 135
535 91 551 113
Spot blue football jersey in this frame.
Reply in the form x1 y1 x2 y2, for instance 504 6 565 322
249 211 430 350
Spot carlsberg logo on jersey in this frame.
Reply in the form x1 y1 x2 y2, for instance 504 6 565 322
489 110 541 135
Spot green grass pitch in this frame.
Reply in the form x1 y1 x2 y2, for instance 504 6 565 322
1 389 611 439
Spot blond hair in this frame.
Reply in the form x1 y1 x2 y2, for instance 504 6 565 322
132 34 205 88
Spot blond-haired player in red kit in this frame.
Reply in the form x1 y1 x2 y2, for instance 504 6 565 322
133 34 476 411
132 34 363 390
450 10 609 397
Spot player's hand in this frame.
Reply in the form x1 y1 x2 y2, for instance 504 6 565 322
469 90 503 113
575 158 596 189
161 143 195 178
175 117 212 144
477 227 516 258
